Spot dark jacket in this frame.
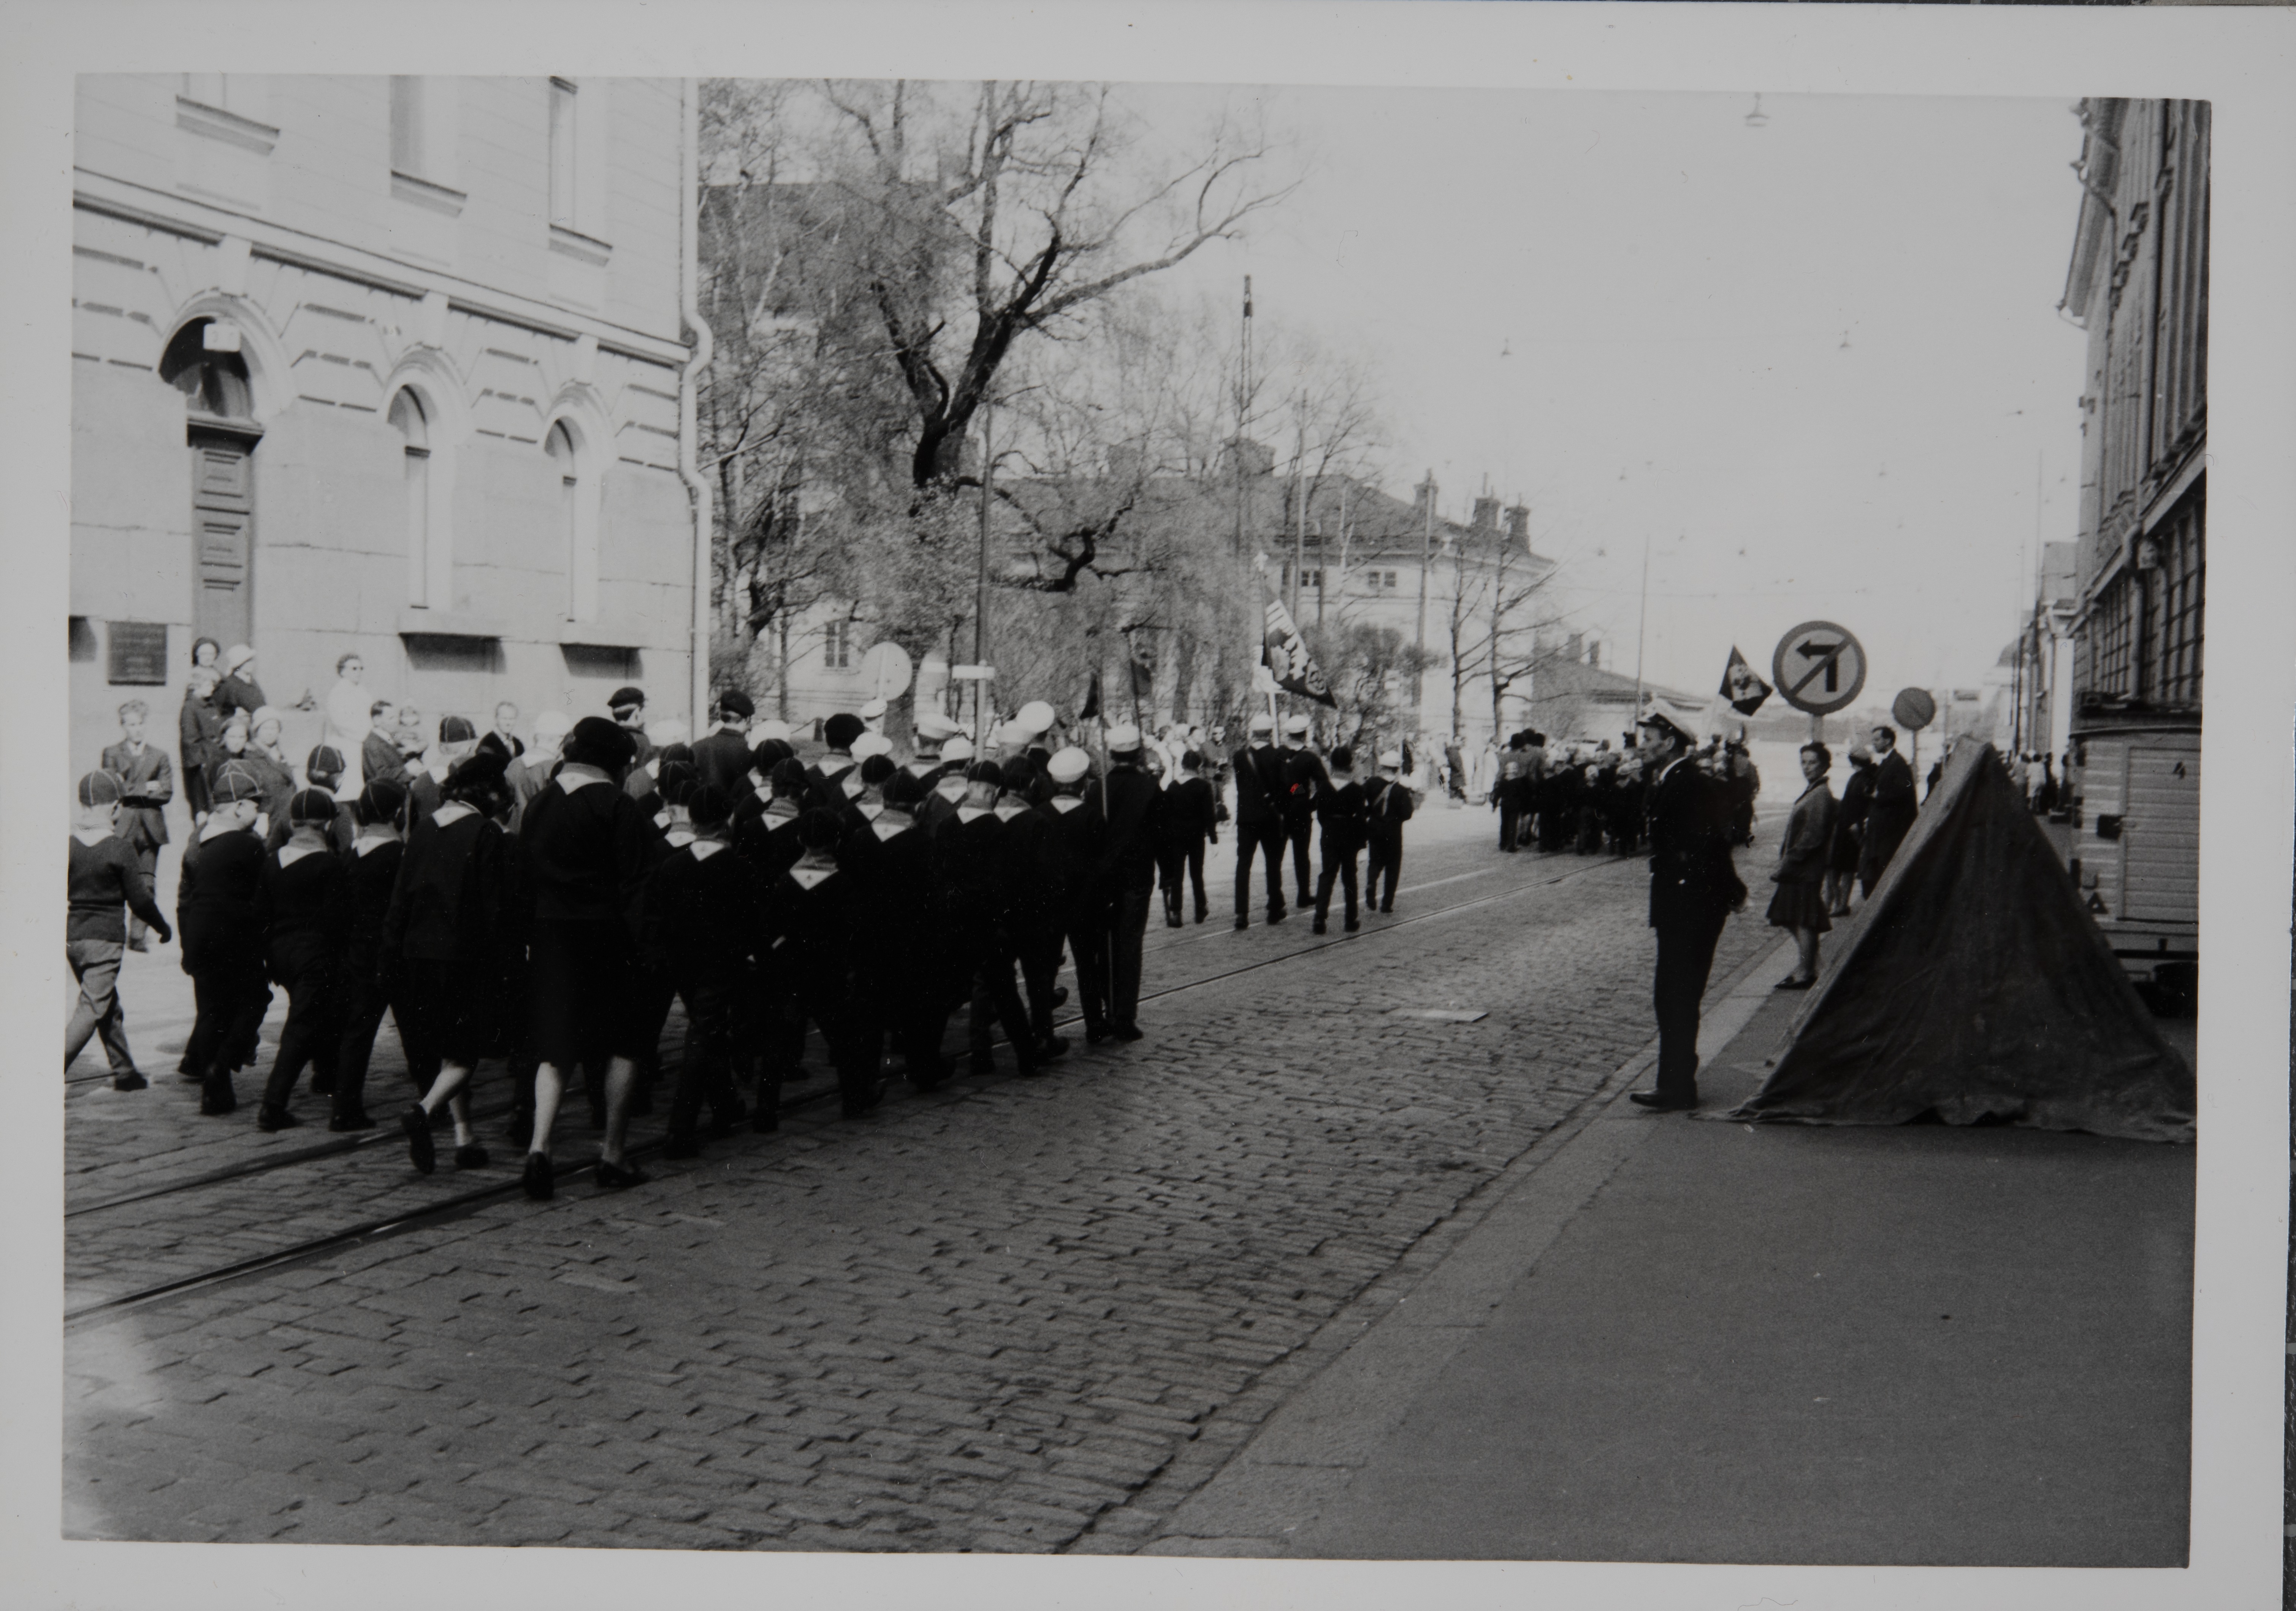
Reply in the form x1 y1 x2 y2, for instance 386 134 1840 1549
761 857 856 996
68 834 170 944
363 730 409 791
1279 745 1328 821
691 726 755 795
641 841 759 982
993 798 1058 934
339 837 406 977
1646 756 1745 929
1038 794 1106 926
1859 751 1918 879
264 842 351 976
1366 776 1416 838
1315 778 1369 856
933 807 1009 937
1831 766 1874 874
179 691 225 804
1158 775 1219 848
101 741 174 850
1094 765 1162 893
214 672 267 723
846 810 940 976
383 807 510 964
1228 744 1287 827
517 772 658 935
176 826 271 969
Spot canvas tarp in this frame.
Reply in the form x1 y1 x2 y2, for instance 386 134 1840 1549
1731 739 2195 1142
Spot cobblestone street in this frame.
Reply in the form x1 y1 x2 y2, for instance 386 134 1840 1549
63 807 1782 1552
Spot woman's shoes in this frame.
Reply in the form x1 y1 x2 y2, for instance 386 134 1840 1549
402 1105 436 1174
595 1158 648 1189
1774 975 1816 991
522 1151 554 1200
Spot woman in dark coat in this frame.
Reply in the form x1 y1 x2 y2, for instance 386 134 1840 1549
1826 744 1874 917
179 662 226 826
1767 742 1840 990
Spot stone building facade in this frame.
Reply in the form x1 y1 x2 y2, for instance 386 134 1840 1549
70 75 705 804
2057 96 2206 987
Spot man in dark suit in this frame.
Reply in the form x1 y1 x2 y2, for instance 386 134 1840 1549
1095 725 1161 1042
692 690 756 793
1632 712 1746 1112
1227 712 1289 929
1856 723 1918 897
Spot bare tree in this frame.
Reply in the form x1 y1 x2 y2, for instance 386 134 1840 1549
812 80 1295 493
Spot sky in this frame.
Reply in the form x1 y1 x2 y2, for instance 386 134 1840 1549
1151 86 2093 704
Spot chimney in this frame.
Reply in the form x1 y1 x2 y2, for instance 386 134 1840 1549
1413 473 1438 521
1504 504 1530 544
1586 640 1601 669
1564 631 1583 664
1471 495 1500 536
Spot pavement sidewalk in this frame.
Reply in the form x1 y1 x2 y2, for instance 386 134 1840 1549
1142 931 2198 1566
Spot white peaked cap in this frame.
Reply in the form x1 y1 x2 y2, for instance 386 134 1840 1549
1378 750 1403 768
859 696 888 720
648 717 689 748
534 709 573 741
941 736 975 761
1249 712 1275 733
1016 700 1056 736
751 719 793 742
1047 747 1090 783
915 712 958 741
1284 713 1310 736
1106 723 1142 752
852 732 894 760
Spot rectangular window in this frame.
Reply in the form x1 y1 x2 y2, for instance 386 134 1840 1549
2155 505 2203 706
823 620 852 670
1385 570 1399 589
548 79 578 229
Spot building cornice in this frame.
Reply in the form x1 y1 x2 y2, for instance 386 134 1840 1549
74 169 691 369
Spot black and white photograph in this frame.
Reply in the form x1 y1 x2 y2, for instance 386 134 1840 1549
10 6 2291 1609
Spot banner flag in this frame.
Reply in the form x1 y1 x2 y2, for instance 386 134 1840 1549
1719 645 1773 717
1079 670 1101 721
1257 566 1337 707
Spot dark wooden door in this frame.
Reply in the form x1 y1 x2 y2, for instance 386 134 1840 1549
189 428 255 648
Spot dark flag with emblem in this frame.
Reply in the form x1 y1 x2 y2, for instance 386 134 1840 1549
1079 670 1101 721
1260 586 1337 708
1719 645 1772 717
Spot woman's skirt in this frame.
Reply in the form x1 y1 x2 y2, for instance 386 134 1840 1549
526 919 651 1068
1765 877 1833 933
399 956 498 1069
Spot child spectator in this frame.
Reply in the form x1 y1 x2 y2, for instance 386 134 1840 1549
101 699 174 951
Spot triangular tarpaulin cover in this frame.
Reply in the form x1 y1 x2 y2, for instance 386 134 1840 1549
1732 740 2194 1142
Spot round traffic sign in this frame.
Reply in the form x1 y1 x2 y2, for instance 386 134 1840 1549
860 641 913 699
1891 687 1936 731
1771 621 1868 716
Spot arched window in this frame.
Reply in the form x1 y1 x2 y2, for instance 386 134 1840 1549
159 318 255 423
390 389 431 606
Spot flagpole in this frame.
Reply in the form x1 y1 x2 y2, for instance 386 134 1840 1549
1631 532 1649 731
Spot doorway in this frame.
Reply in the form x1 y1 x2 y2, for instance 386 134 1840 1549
162 319 263 649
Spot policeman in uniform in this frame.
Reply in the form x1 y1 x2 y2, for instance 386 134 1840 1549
1632 712 1746 1112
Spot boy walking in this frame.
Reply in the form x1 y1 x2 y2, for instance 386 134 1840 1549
177 762 274 1115
67 772 173 1088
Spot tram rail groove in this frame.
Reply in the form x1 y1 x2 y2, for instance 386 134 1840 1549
65 846 1652 1331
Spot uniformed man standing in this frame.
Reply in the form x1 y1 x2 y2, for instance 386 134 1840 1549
1095 724 1160 1042
1227 713 1288 928
692 690 756 793
1277 713 1326 909
1632 712 1746 1112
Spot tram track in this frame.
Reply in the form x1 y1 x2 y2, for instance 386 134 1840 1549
65 843 1651 1330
